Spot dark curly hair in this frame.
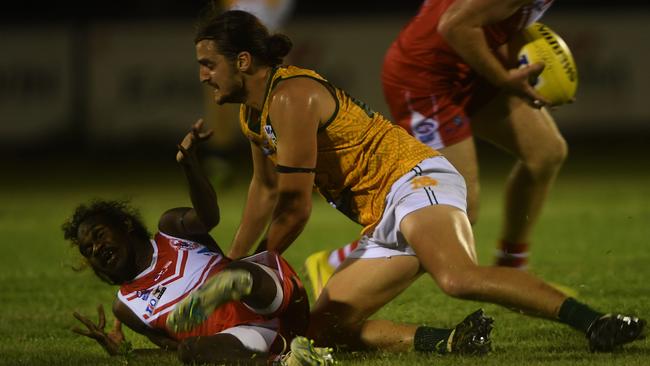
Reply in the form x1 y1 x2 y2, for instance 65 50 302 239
62 199 151 247
195 9 292 67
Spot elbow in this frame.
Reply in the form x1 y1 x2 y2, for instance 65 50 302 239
202 215 220 232
437 18 451 40
210 208 221 228
437 10 456 40
198 207 220 231
437 7 468 43
437 16 462 43
276 192 312 225
293 203 312 226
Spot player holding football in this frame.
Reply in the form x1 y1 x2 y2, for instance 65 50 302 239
65 120 334 365
306 0 576 292
191 9 645 353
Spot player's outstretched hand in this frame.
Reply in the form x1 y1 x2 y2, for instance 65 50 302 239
503 62 551 109
72 304 127 356
177 118 214 164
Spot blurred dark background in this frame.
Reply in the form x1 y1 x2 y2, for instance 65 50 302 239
2 0 649 163
1 1 647 21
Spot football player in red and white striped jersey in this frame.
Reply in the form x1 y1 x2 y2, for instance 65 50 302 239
63 120 333 365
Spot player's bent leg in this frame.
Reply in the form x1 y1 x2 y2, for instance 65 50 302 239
167 268 254 333
304 240 360 299
179 326 335 365
438 137 481 226
178 332 267 365
400 204 567 317
308 255 494 355
304 250 335 300
168 260 290 333
308 256 421 351
472 94 568 265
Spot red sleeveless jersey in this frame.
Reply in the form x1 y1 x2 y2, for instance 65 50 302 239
117 232 285 341
385 0 554 90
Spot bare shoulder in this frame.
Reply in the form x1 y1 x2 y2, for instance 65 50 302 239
271 77 330 104
269 77 334 122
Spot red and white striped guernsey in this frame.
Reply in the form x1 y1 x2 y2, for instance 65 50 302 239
117 232 266 341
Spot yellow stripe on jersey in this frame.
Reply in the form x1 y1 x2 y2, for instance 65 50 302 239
240 65 439 233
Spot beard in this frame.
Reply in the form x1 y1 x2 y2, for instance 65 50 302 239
215 77 247 105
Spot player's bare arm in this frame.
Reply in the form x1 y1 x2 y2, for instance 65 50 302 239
261 78 331 254
72 303 177 356
158 119 220 245
438 0 549 106
228 142 279 258
112 299 179 351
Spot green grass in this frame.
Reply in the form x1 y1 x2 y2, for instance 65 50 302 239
1 153 649 365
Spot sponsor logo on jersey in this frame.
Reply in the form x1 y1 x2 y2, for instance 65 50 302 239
153 260 173 282
170 239 199 251
263 125 277 145
137 289 151 301
144 285 167 315
197 247 216 256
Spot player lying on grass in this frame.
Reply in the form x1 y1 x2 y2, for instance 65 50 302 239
64 121 334 365
65 121 492 364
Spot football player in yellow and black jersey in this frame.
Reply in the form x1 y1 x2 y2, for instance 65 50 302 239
188 9 645 354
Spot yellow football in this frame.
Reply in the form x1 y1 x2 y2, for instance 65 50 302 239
517 22 578 105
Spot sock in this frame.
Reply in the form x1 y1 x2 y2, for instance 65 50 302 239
495 240 529 269
414 326 454 354
558 297 604 333
327 240 359 268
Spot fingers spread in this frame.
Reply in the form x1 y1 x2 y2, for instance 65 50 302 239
72 326 92 337
73 312 96 329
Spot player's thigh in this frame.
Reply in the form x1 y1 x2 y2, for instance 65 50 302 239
399 205 478 289
438 137 480 224
471 93 567 164
310 256 421 328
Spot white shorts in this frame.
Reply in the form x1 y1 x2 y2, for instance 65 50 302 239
348 156 467 259
218 320 280 353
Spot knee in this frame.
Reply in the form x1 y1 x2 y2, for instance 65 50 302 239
523 136 568 180
308 305 364 348
435 270 478 299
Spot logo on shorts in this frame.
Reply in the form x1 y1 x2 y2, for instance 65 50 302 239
412 119 438 144
411 176 438 189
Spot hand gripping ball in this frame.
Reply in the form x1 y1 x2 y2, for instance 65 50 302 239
518 22 578 105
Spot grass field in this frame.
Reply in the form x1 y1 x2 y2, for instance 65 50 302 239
1 148 649 365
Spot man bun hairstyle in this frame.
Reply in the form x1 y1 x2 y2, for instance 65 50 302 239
195 9 292 67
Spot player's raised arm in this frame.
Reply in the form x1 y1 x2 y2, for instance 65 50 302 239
257 78 322 254
438 0 549 106
158 119 219 237
228 141 279 259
